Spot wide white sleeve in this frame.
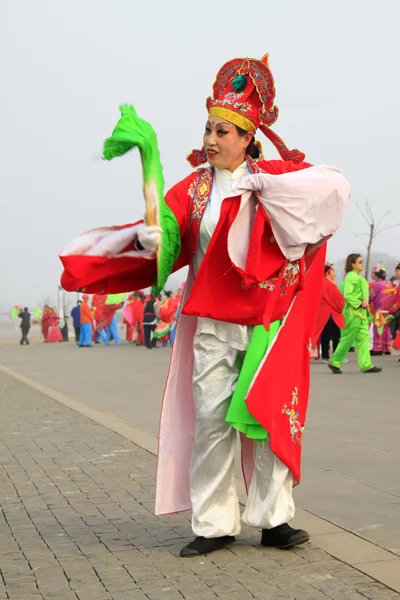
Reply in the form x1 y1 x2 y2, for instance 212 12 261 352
60 222 154 259
236 166 351 261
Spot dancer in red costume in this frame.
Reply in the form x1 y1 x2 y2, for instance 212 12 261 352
46 309 63 343
154 291 178 346
131 291 145 345
124 294 136 341
313 262 345 361
388 262 400 352
92 294 107 342
41 305 52 342
60 53 350 556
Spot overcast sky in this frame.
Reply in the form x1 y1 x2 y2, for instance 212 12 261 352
1 0 400 308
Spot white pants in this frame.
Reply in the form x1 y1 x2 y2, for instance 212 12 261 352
191 333 295 538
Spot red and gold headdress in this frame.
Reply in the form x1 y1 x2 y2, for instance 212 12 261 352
187 54 305 167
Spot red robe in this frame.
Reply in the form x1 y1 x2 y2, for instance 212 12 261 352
132 299 145 345
60 158 349 512
124 296 135 340
157 297 179 343
46 312 63 343
92 294 107 332
101 303 122 327
159 297 178 324
313 278 345 344
389 284 400 316
41 308 52 341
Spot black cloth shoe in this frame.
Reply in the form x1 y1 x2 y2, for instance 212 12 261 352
328 363 342 374
180 536 235 557
261 524 310 549
364 366 382 373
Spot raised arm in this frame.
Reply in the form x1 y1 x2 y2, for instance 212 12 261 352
59 172 194 294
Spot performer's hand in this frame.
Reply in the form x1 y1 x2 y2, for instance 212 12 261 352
137 225 162 253
361 300 369 308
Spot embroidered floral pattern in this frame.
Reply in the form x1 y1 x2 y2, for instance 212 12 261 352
256 261 300 293
283 262 300 287
187 147 207 168
258 277 278 291
210 57 278 126
189 168 213 224
282 387 304 444
249 62 278 126
211 96 253 116
212 60 243 98
247 157 265 174
188 158 266 256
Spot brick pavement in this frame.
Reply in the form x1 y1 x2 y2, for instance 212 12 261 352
0 371 399 600
1 340 399 556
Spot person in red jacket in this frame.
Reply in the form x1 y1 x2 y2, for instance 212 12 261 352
79 295 94 347
131 291 145 345
313 262 345 362
124 293 136 341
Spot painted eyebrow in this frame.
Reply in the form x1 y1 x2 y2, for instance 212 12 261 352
205 121 232 128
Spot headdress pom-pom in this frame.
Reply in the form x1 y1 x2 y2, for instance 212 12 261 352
232 74 247 92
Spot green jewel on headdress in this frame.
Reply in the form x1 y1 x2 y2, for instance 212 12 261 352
232 74 247 92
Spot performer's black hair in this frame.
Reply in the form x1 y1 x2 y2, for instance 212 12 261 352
375 269 387 280
235 126 261 159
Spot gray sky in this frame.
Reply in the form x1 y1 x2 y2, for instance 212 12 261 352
1 0 400 308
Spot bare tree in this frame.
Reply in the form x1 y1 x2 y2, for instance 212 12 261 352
355 199 400 279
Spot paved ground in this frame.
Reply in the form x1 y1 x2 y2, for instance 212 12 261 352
0 337 399 557
1 370 400 600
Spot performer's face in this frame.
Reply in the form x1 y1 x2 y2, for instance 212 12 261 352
353 257 364 273
327 268 336 281
203 117 252 172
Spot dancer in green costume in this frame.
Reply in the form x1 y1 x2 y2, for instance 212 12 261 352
329 254 381 374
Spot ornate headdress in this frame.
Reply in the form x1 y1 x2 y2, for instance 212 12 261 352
324 261 334 274
187 54 305 167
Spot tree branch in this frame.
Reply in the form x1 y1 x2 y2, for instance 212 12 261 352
375 210 391 230
356 200 372 227
366 200 375 223
375 223 400 235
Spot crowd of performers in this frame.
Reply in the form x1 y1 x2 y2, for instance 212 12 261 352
124 288 183 348
28 265 400 360
12 304 67 345
16 289 184 347
313 258 400 373
41 305 68 343
68 288 183 348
